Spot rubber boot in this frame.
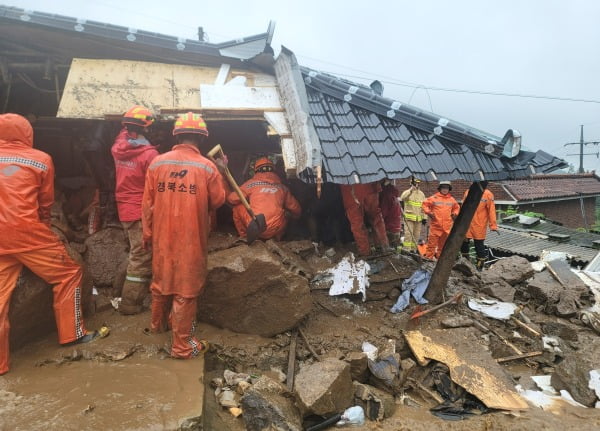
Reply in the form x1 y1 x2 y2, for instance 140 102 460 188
475 258 486 272
119 277 150 315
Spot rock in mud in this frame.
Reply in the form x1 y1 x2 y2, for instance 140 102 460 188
9 244 93 349
84 227 128 287
294 358 353 416
345 351 369 382
353 381 396 420
480 272 516 302
488 255 534 286
200 242 312 337
527 271 562 305
453 256 476 277
441 316 474 328
241 376 302 431
552 344 598 407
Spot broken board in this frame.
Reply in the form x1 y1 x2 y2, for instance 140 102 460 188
404 329 528 410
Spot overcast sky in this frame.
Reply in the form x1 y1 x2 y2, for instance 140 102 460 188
6 0 600 171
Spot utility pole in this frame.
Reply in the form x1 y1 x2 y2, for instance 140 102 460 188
564 125 600 173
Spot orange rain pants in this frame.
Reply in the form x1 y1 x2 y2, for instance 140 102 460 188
142 143 226 359
422 191 460 259
340 183 389 256
1 113 88 375
0 244 86 375
228 171 301 240
463 188 498 240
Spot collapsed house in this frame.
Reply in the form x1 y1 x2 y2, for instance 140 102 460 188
7 5 600 430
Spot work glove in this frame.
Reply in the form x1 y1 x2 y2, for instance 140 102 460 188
214 154 229 174
451 214 457 221
493 229 500 236
421 219 427 225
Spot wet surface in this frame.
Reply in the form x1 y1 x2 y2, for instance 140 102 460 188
0 310 204 431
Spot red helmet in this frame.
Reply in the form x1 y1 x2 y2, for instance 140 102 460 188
122 105 154 128
254 156 274 171
172 112 209 136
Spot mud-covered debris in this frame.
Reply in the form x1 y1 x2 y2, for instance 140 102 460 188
453 257 476 277
83 227 128 287
224 369 251 386
480 272 516 302
345 351 369 382
241 376 302 431
353 381 396 420
552 345 600 407
487 255 535 286
201 242 312 337
441 316 474 328
217 389 239 408
294 358 354 416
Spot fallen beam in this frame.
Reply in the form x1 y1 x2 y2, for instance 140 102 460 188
287 330 298 392
496 351 543 363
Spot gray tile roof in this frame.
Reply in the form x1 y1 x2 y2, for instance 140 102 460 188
486 225 599 264
0 5 273 67
302 68 568 185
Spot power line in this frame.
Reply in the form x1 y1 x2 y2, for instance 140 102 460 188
296 54 600 104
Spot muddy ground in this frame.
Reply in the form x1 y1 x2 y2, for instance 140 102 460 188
2 241 600 431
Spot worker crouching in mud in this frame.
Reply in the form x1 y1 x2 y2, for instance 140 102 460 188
142 112 227 359
228 157 301 241
0 114 99 376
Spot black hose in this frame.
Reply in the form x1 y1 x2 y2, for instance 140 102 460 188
305 413 343 431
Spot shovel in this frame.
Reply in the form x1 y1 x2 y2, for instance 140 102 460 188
207 145 266 244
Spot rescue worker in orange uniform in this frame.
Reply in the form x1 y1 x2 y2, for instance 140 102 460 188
142 112 227 359
0 114 97 375
340 182 390 256
111 105 158 315
461 184 498 271
422 181 460 259
228 157 301 240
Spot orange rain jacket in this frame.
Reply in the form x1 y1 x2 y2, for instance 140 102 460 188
463 188 498 240
227 171 301 240
142 144 226 298
0 114 60 254
422 191 460 234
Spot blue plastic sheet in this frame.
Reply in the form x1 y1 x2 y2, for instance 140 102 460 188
390 269 430 313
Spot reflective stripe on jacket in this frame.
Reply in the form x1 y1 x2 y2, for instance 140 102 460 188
422 192 459 234
400 188 426 221
0 114 61 255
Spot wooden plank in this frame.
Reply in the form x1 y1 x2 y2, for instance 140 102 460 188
287 330 298 391
405 329 528 410
496 351 543 363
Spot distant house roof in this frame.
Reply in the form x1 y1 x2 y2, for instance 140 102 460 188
397 173 600 204
500 173 600 202
301 68 567 184
0 5 274 68
485 222 600 264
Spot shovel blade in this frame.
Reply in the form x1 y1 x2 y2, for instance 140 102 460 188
246 213 267 244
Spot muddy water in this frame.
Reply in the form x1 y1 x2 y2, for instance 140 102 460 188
0 310 204 431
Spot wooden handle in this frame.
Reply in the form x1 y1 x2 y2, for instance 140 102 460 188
207 144 253 215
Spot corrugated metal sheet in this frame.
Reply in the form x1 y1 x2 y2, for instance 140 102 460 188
501 218 600 249
486 226 598 263
301 68 567 184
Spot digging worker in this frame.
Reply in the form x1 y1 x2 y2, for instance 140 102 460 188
399 177 426 252
228 157 301 241
142 112 227 359
379 179 403 248
340 182 390 256
460 183 498 271
0 114 98 376
422 181 460 259
111 105 159 315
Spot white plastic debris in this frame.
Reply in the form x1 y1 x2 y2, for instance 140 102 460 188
588 370 600 404
531 375 558 395
92 287 98 295
361 342 378 361
516 384 587 412
336 406 365 427
542 336 562 353
110 297 122 310
530 261 546 272
326 253 370 301
467 298 517 320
